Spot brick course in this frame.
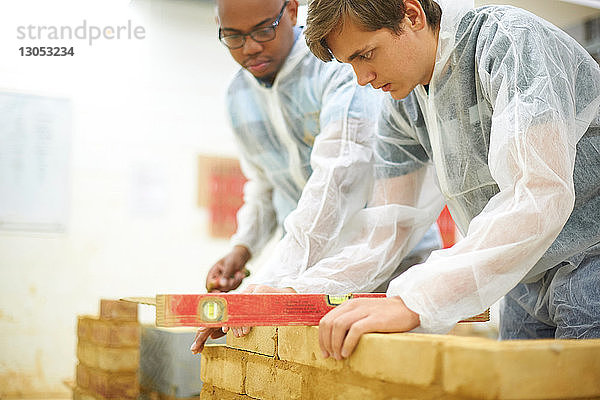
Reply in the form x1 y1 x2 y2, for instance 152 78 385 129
198 328 600 400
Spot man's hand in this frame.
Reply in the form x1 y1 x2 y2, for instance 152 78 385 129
190 327 226 354
206 245 251 292
319 296 420 360
190 284 296 354
225 284 296 338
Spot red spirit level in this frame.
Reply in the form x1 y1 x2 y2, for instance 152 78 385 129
123 294 489 328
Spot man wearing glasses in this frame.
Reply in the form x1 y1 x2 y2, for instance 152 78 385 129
192 0 441 352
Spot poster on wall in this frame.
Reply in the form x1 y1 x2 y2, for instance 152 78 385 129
0 92 71 232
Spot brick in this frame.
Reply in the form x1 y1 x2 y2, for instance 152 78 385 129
140 385 202 400
72 386 99 400
277 326 345 372
226 326 277 356
443 338 600 399
200 384 253 400
348 332 452 387
302 374 379 400
278 327 459 387
245 354 302 400
298 367 433 400
77 341 139 372
76 363 138 398
200 345 245 394
78 316 140 348
100 299 138 322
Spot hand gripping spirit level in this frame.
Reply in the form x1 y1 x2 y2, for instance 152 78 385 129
122 294 489 328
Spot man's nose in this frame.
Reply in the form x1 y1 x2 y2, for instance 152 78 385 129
242 36 263 55
353 65 375 87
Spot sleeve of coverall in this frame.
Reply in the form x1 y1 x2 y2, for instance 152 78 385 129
229 134 279 258
387 24 596 333
249 63 379 287
256 94 446 294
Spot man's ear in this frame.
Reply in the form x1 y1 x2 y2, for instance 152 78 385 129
404 0 427 31
288 0 299 26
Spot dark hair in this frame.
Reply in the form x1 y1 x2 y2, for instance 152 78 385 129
305 0 442 62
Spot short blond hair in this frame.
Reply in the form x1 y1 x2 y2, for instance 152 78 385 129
305 0 442 62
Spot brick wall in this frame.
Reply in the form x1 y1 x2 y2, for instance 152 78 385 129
73 300 141 400
200 326 600 400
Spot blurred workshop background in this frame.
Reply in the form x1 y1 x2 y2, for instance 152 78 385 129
0 0 598 397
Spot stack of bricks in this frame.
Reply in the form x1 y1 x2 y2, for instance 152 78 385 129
73 299 141 400
200 326 600 400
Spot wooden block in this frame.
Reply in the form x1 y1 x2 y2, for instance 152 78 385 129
76 363 138 398
78 316 140 348
100 299 138 322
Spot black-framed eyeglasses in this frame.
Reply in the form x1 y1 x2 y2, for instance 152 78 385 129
218 1 289 49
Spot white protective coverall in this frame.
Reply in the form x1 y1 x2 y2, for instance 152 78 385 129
370 1 600 334
227 29 441 291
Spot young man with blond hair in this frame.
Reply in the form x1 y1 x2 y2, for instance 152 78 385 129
304 0 600 360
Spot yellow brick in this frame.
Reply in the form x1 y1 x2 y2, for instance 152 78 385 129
200 345 245 394
77 341 139 372
244 354 302 400
349 332 452 387
278 326 451 386
72 386 99 400
200 384 253 400
297 362 444 400
78 316 140 348
100 299 138 322
140 385 202 400
226 326 277 356
277 326 345 372
76 363 138 398
443 338 600 399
